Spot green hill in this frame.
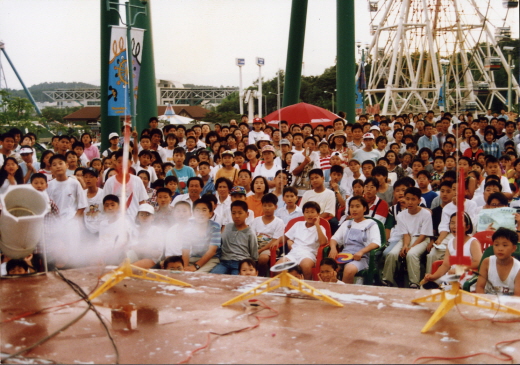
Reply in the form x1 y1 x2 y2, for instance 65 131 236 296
5 82 99 102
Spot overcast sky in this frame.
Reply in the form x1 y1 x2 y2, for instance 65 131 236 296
0 0 517 90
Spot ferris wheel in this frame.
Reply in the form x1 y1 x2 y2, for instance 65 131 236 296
365 0 520 115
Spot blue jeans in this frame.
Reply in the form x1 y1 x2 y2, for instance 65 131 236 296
210 260 240 275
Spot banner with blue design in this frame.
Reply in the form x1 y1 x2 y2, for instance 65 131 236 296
107 26 144 116
438 74 445 110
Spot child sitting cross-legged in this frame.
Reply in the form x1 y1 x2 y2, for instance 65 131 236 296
239 258 258 276
476 228 520 296
274 201 328 280
210 200 258 275
318 258 345 284
422 212 482 289
328 196 381 284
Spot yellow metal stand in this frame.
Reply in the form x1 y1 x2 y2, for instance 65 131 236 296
89 258 191 301
222 271 343 307
412 282 520 333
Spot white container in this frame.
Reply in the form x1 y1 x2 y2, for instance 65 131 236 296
0 185 49 259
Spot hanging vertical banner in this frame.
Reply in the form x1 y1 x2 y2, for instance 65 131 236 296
107 26 145 116
107 26 130 116
130 28 145 108
438 74 445 110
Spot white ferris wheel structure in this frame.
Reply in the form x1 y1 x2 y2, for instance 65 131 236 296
365 0 520 115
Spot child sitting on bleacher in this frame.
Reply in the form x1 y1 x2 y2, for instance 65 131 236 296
422 212 482 288
381 187 433 289
328 196 381 284
275 201 328 280
476 228 520 296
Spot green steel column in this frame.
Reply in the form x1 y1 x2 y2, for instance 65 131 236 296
337 0 356 123
282 0 308 107
100 0 120 152
131 0 157 133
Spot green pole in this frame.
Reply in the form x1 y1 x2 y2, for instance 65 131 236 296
125 3 136 130
282 0 308 107
100 0 120 152
337 0 356 123
131 0 157 133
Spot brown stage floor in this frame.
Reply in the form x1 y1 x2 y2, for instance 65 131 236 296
1 268 520 364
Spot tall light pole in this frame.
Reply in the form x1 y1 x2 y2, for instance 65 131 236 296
236 58 245 115
440 59 450 112
324 90 335 113
504 46 515 112
269 91 282 112
256 57 264 117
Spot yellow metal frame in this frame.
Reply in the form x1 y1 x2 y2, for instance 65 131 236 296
89 258 191 301
222 271 343 307
412 282 520 333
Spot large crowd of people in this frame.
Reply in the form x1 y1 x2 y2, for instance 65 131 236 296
0 109 519 295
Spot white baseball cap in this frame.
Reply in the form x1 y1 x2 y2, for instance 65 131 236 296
138 203 155 215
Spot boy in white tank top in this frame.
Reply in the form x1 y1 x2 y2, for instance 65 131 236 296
476 228 520 296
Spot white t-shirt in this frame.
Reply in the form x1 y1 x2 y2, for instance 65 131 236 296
473 176 512 204
332 219 381 247
99 215 136 251
47 178 88 222
285 221 326 259
103 174 149 220
220 207 255 227
133 164 158 183
250 216 285 249
84 188 104 234
170 193 199 208
340 173 366 197
132 225 165 262
164 223 189 257
160 148 175 163
214 195 232 219
79 153 89 167
438 200 478 233
395 208 433 237
248 130 269 145
485 256 520 296
253 163 282 182
353 148 381 164
299 189 336 216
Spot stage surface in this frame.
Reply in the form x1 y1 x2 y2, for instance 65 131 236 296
1 268 520 364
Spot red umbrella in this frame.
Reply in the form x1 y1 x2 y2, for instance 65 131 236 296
265 102 340 127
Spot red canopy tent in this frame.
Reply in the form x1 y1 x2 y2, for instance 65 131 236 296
264 102 340 127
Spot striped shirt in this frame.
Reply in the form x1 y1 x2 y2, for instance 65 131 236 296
320 155 331 170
